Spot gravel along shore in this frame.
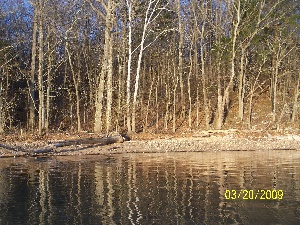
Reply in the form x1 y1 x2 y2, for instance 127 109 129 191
0 133 300 157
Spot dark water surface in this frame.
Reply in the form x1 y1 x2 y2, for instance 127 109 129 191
0 150 299 225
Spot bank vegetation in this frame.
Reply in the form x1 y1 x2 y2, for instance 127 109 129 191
0 0 299 136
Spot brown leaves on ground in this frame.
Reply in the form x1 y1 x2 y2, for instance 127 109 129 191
0 129 299 158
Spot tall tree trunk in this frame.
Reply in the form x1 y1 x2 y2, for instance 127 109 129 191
116 26 127 131
45 24 55 133
248 92 254 129
94 0 114 133
272 62 279 122
200 21 210 129
75 62 81 132
216 0 240 129
45 38 52 133
164 57 171 130
116 54 122 131
196 86 199 128
215 5 223 130
94 66 105 133
291 71 300 122
66 43 81 132
216 60 223 129
29 3 38 131
188 45 193 129
144 68 155 131
126 0 132 133
38 0 45 135
238 47 246 121
132 8 148 133
177 0 185 117
173 66 178 132
271 25 280 123
0 73 3 133
105 32 113 134
248 57 265 129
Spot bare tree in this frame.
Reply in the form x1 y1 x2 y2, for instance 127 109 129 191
0 67 4 133
87 0 115 134
29 0 38 131
0 0 299 134
126 0 133 133
291 71 300 123
177 0 185 117
131 0 169 133
192 0 211 129
37 0 45 135
215 0 241 129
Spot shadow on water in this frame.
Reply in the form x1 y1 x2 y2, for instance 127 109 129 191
0 151 299 225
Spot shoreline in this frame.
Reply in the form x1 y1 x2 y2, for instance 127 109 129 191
0 130 300 158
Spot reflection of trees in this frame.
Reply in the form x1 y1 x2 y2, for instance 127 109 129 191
0 152 299 223
38 170 46 224
0 167 9 204
106 166 116 225
108 154 227 224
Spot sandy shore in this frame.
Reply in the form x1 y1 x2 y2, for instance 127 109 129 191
0 130 300 157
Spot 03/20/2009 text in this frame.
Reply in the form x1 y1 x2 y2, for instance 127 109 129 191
224 189 284 200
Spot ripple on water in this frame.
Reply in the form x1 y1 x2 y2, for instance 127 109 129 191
0 151 299 224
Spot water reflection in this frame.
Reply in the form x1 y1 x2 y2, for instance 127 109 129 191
0 151 299 224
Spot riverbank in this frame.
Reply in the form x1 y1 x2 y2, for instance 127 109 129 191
0 129 300 157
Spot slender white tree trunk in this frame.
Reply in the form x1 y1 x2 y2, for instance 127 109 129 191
106 33 113 134
38 0 45 135
29 1 38 131
126 0 132 133
177 0 185 117
132 1 151 132
238 48 246 121
291 71 300 122
200 19 210 129
45 29 52 133
0 75 3 133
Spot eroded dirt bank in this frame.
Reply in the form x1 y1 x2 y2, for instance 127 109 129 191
0 130 300 158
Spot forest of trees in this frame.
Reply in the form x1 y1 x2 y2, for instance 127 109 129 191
0 0 299 135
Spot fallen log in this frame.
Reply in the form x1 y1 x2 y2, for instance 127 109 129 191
0 134 125 155
0 143 24 151
33 147 54 154
51 134 124 148
0 143 54 154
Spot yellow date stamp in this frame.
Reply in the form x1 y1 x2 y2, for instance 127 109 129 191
224 189 284 200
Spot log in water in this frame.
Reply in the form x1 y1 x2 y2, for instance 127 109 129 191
0 134 124 155
51 134 124 147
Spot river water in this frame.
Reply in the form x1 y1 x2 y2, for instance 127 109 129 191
0 150 299 225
